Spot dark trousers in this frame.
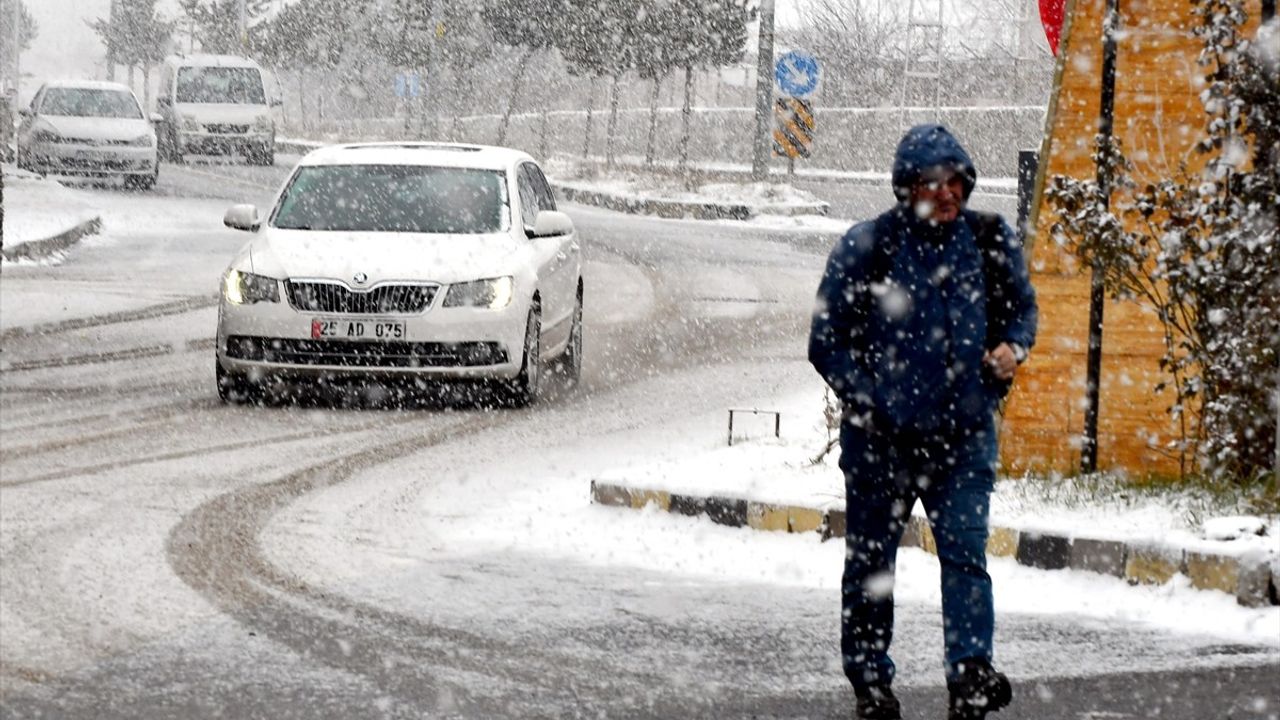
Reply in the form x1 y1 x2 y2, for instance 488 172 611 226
839 420 997 689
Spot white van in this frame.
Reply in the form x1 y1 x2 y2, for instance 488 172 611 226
157 54 277 165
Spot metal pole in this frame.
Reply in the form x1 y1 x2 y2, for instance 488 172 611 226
238 0 248 49
750 0 775 182
1081 0 1121 475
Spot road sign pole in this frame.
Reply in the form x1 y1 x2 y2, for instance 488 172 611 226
751 0 776 182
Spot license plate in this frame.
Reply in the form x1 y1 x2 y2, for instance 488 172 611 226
311 318 405 341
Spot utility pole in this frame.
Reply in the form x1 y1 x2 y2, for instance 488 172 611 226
1081 0 1121 475
238 0 248 49
750 0 775 182
104 0 116 81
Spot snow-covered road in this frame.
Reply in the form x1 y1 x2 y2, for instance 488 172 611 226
1 159 1276 719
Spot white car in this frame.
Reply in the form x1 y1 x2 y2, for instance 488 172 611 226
16 80 160 189
156 54 277 165
215 142 583 405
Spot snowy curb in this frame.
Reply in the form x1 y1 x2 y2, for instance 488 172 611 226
590 480 1279 608
1 215 102 263
553 181 829 221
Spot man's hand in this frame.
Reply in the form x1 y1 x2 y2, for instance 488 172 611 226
983 343 1020 381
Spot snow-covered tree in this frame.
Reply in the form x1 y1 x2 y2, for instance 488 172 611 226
90 0 174 104
1046 0 1279 484
0 0 38 56
481 0 557 145
179 0 248 55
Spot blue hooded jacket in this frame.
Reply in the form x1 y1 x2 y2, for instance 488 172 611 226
808 125 1038 440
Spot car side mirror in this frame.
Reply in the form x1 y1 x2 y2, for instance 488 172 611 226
17 107 31 119
223 204 260 231
149 112 164 124
529 210 573 238
270 96 283 108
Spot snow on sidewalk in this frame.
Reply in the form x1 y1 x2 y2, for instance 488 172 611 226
2 169 102 258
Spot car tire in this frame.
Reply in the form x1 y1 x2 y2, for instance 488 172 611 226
125 170 157 191
558 289 583 385
505 306 542 407
216 360 258 404
248 143 274 166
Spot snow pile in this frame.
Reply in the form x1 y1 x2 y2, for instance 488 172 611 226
2 170 102 249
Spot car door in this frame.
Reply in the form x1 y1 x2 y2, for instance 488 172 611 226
522 163 578 340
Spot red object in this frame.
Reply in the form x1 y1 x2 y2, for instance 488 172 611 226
311 319 323 339
1039 0 1067 55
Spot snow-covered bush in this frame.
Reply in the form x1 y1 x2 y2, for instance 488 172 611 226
1046 1 1278 485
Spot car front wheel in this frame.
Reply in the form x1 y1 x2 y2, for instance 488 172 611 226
558 290 583 385
504 307 542 407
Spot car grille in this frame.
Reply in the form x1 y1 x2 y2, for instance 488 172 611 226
285 281 437 315
50 136 134 146
224 336 508 368
205 124 249 134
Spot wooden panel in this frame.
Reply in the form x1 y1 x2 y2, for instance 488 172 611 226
1002 0 1263 477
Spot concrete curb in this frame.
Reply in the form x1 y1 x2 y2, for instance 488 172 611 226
1 216 102 263
589 480 1279 608
555 182 831 221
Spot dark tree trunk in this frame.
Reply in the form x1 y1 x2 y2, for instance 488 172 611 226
582 76 597 160
606 73 621 172
297 72 307 133
645 76 662 168
678 64 695 188
498 47 536 145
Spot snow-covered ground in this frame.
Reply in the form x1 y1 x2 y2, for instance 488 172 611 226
2 170 102 252
266 361 1280 656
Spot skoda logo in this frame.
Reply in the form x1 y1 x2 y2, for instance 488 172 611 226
353 272 369 286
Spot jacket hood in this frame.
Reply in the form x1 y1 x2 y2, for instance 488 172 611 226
891 124 978 202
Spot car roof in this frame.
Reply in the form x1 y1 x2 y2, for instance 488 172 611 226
167 53 261 69
298 143 536 171
41 80 138 94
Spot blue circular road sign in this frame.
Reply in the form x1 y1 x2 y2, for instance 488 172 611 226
774 51 820 97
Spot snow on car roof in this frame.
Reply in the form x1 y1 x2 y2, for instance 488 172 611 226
42 80 137 93
299 143 534 171
167 53 262 69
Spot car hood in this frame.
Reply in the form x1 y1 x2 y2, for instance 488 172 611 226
176 103 268 125
41 115 153 142
242 230 527 286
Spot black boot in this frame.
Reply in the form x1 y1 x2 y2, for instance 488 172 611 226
854 684 902 720
947 658 1012 719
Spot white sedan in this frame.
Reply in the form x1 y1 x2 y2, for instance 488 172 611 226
215 142 583 405
16 80 160 189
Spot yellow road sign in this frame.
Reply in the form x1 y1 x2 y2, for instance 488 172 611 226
772 97 814 160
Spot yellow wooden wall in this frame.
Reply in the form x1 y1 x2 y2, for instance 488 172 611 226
1000 0 1266 478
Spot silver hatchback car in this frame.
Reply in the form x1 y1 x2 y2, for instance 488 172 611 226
17 80 161 189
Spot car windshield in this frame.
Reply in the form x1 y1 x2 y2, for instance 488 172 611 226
176 66 265 104
39 88 142 119
272 165 509 234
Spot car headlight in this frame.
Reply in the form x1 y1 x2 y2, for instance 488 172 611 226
126 134 153 147
443 277 514 309
223 269 280 305
181 116 201 131
253 115 273 131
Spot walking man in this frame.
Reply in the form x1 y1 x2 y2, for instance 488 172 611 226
808 124 1038 720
